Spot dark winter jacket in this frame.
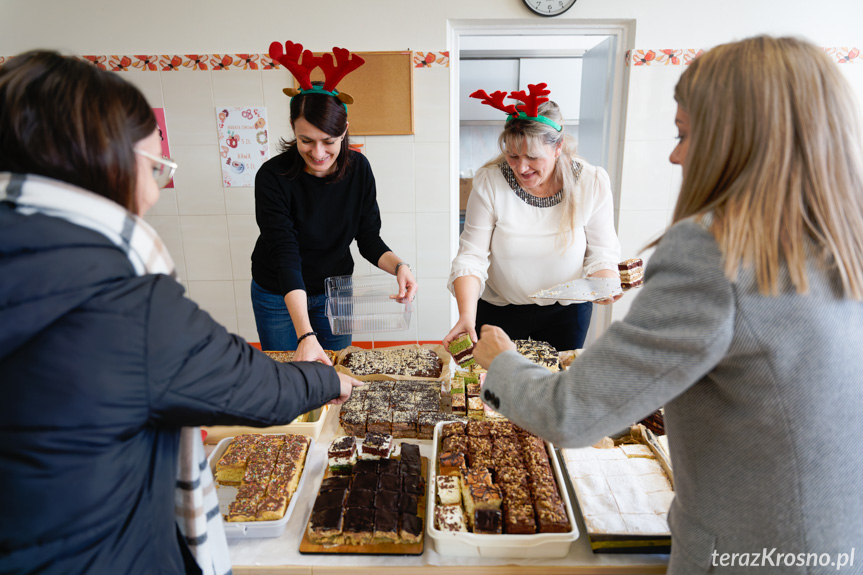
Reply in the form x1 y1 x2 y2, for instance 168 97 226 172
0 200 340 574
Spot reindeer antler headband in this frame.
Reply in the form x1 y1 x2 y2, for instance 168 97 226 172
469 83 562 132
268 41 365 110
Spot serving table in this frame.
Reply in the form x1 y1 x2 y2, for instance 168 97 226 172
211 404 669 575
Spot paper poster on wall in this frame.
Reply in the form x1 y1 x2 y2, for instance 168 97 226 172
152 108 174 188
216 106 269 187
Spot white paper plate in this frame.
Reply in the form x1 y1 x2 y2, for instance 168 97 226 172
530 278 623 302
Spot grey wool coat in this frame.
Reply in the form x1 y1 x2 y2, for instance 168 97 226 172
482 218 863 574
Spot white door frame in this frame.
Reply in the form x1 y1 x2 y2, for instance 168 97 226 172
447 18 635 337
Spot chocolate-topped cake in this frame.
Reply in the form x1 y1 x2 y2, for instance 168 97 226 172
353 459 378 474
401 474 423 495
312 488 348 513
392 410 417 438
377 458 400 475
474 508 503 535
399 512 423 543
513 339 560 371
319 476 351 492
374 509 400 543
399 443 420 465
378 473 401 492
352 472 379 491
374 489 401 512
340 410 368 437
345 488 375 508
255 494 288 521
398 492 418 515
343 507 375 545
341 348 443 378
308 507 344 544
366 409 392 435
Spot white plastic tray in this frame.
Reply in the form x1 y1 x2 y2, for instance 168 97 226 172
203 404 332 444
426 422 579 557
207 434 315 539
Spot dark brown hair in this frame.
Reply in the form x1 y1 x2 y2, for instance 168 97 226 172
278 81 352 181
0 50 156 213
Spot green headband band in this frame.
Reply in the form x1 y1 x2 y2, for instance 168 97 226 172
506 112 562 132
291 86 348 112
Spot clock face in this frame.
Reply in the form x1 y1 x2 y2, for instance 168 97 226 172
523 0 577 17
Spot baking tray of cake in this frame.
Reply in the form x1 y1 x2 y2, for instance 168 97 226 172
202 404 332 444
298 436 428 555
208 434 315 538
558 424 673 554
335 343 454 383
426 420 579 558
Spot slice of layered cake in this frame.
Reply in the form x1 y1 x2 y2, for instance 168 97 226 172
360 432 393 460
328 435 357 476
448 332 476 368
619 257 644 289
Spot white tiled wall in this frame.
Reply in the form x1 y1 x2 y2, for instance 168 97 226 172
140 63 454 344
609 65 684 323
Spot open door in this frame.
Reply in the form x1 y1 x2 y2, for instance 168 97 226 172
577 36 618 348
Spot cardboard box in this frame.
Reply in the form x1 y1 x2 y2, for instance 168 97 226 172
459 178 472 211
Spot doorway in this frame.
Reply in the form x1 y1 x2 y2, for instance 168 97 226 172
448 19 634 347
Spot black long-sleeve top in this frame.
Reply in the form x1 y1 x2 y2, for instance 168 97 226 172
251 150 391 296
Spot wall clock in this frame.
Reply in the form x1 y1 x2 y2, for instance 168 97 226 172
523 0 577 17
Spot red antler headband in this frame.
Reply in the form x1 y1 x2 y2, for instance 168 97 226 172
268 40 365 108
469 83 562 132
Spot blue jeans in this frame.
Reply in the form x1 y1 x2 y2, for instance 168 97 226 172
250 279 352 351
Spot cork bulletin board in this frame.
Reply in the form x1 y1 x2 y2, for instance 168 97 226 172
297 51 414 136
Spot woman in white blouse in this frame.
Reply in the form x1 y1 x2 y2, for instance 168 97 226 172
444 99 621 351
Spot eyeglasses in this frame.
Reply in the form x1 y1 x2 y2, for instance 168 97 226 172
135 149 178 189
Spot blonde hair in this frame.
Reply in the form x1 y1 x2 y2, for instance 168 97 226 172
483 101 582 249
666 35 863 299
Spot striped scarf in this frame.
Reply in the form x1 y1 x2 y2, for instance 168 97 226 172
0 172 232 575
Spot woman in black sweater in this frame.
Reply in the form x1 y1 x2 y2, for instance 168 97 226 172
251 66 418 361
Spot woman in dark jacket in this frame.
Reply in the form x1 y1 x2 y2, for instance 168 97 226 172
0 50 358 575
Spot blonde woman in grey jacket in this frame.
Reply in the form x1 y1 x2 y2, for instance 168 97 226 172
475 36 863 574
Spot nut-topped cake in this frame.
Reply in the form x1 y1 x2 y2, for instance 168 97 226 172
340 348 443 378
513 339 560 372
434 421 571 536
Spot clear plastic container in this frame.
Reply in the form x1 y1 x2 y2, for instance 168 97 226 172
325 274 399 298
324 275 414 335
326 294 414 335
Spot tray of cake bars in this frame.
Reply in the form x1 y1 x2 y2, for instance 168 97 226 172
558 424 673 553
335 343 454 383
426 420 579 558
299 433 427 554
208 433 314 538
